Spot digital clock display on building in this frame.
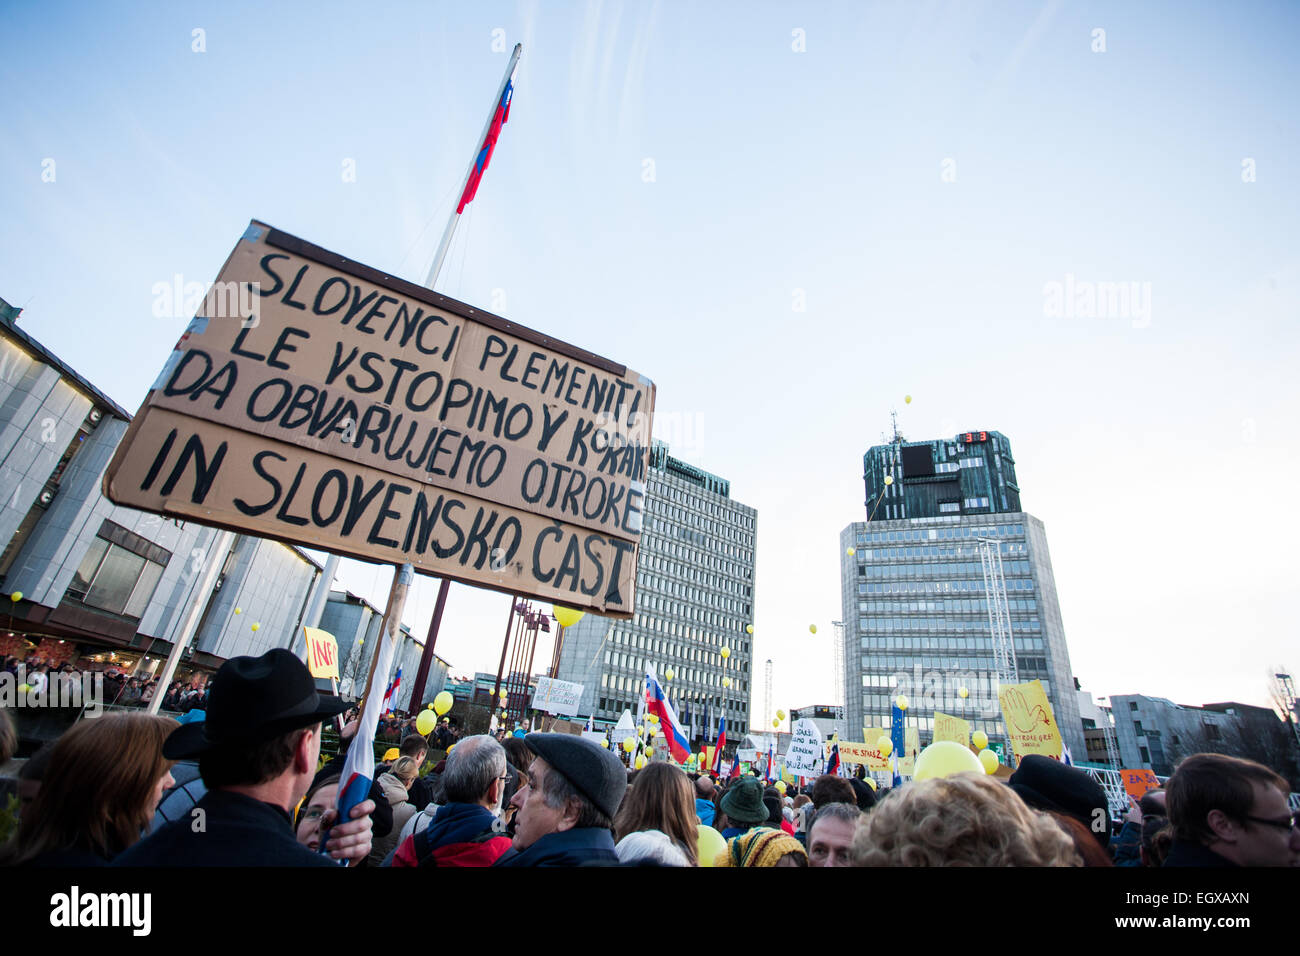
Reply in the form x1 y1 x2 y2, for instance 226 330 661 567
961 431 989 443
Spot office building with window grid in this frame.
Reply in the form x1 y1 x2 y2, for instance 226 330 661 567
552 441 756 738
840 430 1086 761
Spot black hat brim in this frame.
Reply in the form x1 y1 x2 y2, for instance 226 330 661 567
163 694 349 760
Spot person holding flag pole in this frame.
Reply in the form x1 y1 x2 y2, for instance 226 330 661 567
327 47 526 843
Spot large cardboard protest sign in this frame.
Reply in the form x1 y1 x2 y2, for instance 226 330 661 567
998 679 1064 759
104 222 655 617
531 675 583 716
785 718 824 779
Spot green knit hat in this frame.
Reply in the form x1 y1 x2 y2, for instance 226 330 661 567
719 775 768 825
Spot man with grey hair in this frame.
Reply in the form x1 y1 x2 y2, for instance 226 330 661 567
388 734 514 867
493 733 625 867
806 802 860 868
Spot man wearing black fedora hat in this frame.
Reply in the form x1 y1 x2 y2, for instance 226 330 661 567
114 649 376 867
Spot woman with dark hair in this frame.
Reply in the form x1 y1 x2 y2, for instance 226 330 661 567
1 713 177 866
294 771 341 854
613 763 698 866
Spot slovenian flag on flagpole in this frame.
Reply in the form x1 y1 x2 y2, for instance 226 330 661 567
456 80 513 214
381 665 402 711
728 751 741 780
643 665 691 763
711 716 727 774
765 741 777 783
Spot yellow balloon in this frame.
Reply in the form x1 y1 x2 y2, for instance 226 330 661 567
846 547 856 556
645 745 654 756
884 475 894 486
358 638 364 645
250 623 260 632
500 710 508 718
904 394 912 404
722 677 731 688
745 624 754 634
958 687 969 699
447 743 456 753
600 739 610 748
552 605 585 629
876 736 893 758
10 591 23 602
697 825 727 868
809 624 817 634
776 709 785 721
499 689 508 700
895 695 908 711
433 691 454 715
720 647 730 659
427 703 433 709
415 711 436 735
865 777 877 791
648 728 657 738
772 719 780 727
972 730 989 750
664 668 675 681
979 749 1000 774
234 607 242 614
634 755 646 769
913 741 984 781
774 781 787 794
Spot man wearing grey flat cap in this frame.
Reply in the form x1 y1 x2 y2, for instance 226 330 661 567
493 733 626 867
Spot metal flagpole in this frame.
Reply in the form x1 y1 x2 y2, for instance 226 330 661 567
424 43 522 291
410 45 523 708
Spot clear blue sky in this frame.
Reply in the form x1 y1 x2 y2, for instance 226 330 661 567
4 1 1298 721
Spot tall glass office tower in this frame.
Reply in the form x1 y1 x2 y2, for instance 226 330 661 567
840 430 1086 760
553 441 757 738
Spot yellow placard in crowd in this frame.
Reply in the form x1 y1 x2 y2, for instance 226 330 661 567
998 679 1064 759
302 626 339 680
859 727 920 773
933 711 970 748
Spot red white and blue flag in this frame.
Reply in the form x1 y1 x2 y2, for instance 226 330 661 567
765 741 778 783
728 752 741 780
330 568 410 857
456 80 513 214
826 738 841 777
643 665 691 763
381 665 402 711
711 717 727 774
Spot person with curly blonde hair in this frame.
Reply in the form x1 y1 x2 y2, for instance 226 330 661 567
852 773 1081 867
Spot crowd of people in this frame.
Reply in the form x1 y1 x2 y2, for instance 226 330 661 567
1 647 1296 868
